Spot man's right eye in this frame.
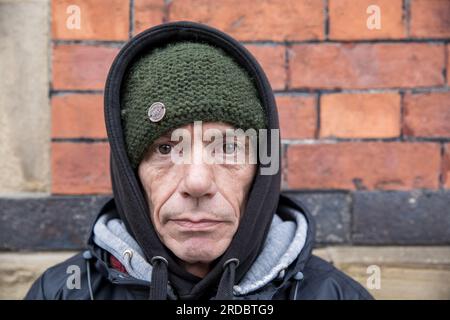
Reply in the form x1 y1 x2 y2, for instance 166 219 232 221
157 144 172 155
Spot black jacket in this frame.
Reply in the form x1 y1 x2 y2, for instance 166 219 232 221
25 194 372 300
25 21 373 300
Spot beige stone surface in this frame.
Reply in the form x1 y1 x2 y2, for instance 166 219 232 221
314 246 450 300
1 247 449 300
0 251 74 300
314 246 450 265
339 264 450 300
0 0 50 193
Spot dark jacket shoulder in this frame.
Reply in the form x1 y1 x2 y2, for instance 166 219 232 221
25 252 93 300
25 251 150 300
297 255 373 300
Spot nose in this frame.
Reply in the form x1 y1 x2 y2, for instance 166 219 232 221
180 162 217 199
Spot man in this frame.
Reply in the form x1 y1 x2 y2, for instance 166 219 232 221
25 21 372 300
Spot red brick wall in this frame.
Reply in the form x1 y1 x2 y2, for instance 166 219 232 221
50 0 450 195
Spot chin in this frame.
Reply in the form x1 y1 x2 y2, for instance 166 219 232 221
173 238 228 264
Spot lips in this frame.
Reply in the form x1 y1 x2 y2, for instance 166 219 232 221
170 218 224 231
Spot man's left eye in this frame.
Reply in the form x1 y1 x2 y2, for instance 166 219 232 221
158 144 172 155
223 142 237 154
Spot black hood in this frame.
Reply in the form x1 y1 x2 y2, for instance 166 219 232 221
103 21 282 299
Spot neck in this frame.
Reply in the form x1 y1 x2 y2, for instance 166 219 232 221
181 261 211 278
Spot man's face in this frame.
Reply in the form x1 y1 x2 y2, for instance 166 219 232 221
138 122 257 269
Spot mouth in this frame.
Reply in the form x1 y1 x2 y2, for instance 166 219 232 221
169 218 224 231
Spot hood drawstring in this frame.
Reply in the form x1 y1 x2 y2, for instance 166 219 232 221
148 256 169 300
215 258 240 300
289 271 304 300
82 250 95 301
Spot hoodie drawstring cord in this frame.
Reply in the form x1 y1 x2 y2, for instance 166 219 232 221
289 271 304 300
82 250 95 301
215 258 240 300
148 256 169 300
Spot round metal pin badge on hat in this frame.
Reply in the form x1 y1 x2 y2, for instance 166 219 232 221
147 102 166 122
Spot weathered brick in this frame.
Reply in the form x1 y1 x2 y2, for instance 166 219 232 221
352 190 450 244
52 94 106 138
410 0 450 38
329 0 405 40
404 92 450 138
0 196 111 250
447 44 450 86
444 144 450 189
245 45 286 90
289 43 445 89
285 191 351 244
52 0 129 40
276 95 317 139
52 44 119 90
134 0 165 34
51 143 111 194
287 142 441 190
321 93 401 138
167 0 324 41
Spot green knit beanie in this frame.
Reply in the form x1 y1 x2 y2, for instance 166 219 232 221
120 41 267 168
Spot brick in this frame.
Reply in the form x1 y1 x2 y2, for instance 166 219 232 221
52 44 119 90
134 0 165 34
287 142 441 190
329 0 405 40
321 93 401 138
245 45 286 90
286 192 351 244
352 190 450 244
52 0 129 40
447 44 450 86
52 143 111 194
289 43 445 89
0 196 110 250
410 0 450 38
404 92 450 138
444 144 450 189
167 0 324 41
52 94 106 138
276 95 317 139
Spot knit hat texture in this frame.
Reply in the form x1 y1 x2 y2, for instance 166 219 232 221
120 41 266 168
